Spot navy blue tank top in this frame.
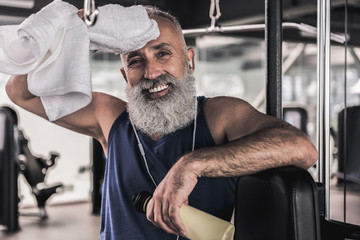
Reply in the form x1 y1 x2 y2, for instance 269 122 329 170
100 96 236 240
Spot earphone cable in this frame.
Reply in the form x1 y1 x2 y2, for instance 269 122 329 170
129 97 198 240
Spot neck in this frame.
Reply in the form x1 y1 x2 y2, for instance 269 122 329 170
148 134 164 141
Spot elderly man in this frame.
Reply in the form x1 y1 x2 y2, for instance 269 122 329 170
6 5 317 240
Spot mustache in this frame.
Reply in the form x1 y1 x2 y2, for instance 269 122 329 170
134 63 192 91
137 74 180 90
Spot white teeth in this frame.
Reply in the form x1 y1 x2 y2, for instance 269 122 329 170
148 84 169 93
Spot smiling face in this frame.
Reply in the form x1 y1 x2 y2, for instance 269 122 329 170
120 16 195 99
121 16 197 137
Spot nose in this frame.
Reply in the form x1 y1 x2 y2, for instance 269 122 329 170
144 60 163 80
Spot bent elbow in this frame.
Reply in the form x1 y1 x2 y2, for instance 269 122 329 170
5 77 17 103
5 75 30 104
300 143 318 169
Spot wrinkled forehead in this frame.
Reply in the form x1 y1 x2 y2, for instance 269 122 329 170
121 16 186 62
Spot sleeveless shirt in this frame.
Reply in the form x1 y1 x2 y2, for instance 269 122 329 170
100 96 237 240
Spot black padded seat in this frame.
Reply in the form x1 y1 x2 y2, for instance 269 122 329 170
234 166 321 240
337 106 360 184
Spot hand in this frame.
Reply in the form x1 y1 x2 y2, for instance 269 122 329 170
146 157 199 237
77 9 85 20
77 9 98 55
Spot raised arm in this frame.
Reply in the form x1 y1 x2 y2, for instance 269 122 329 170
146 96 318 237
5 75 126 150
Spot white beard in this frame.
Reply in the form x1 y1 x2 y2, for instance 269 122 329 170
126 71 197 136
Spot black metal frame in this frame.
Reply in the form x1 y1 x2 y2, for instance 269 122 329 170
0 107 20 232
265 0 360 238
265 0 283 119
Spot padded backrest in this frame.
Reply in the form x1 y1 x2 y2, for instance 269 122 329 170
234 167 321 240
338 106 360 181
0 107 19 231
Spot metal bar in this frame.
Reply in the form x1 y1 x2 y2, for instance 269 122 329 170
183 22 345 44
317 0 331 219
343 0 349 223
265 0 283 118
183 24 266 35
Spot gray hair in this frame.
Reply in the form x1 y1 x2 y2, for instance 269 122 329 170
144 6 182 31
144 5 186 47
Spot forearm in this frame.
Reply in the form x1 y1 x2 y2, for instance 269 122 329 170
181 123 318 178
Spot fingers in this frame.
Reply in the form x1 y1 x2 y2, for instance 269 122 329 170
146 198 178 236
168 204 188 237
77 9 85 20
163 201 188 237
146 196 187 237
144 159 198 237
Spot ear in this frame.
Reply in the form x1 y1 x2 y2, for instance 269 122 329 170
120 67 128 83
186 48 195 73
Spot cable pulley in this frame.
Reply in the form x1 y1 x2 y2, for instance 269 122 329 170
209 0 222 30
84 0 99 26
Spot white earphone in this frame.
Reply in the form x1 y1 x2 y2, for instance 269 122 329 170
189 61 193 69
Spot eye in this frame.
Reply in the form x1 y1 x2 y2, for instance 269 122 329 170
128 57 144 67
156 51 171 59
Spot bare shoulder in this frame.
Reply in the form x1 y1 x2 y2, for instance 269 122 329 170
92 92 126 119
94 90 126 110
204 96 278 144
88 92 126 144
205 96 252 115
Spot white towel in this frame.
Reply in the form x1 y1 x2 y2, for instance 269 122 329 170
0 25 39 75
0 0 91 121
88 4 160 54
0 0 159 121
19 0 92 121
0 0 78 75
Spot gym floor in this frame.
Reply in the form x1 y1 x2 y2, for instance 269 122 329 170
0 202 101 240
1 184 359 240
330 182 360 226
